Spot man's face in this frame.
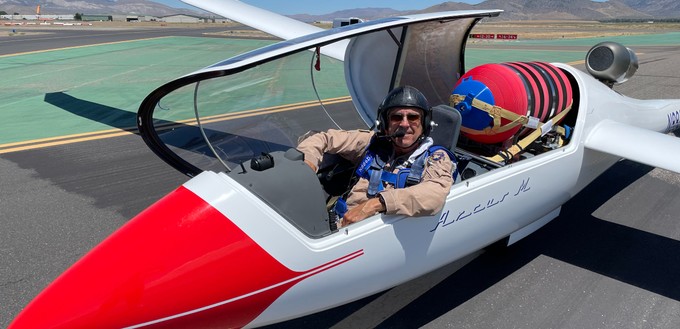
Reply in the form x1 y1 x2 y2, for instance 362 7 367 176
386 107 424 152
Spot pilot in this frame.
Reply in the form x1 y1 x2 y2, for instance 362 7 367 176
297 85 456 227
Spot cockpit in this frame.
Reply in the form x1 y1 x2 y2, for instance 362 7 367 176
137 11 579 238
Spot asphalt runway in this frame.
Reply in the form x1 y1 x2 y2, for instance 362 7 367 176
1 26 679 329
0 24 262 56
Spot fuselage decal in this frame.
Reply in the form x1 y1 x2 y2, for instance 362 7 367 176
431 177 532 231
667 109 680 132
126 249 364 328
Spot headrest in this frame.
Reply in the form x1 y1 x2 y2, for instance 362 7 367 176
429 104 462 150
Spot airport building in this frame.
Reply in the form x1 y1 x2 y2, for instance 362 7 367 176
1 14 219 24
161 14 205 23
1 14 74 20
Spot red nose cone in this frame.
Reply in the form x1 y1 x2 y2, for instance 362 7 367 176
9 186 301 328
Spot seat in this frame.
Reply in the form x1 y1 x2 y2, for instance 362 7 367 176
430 104 466 182
430 104 462 150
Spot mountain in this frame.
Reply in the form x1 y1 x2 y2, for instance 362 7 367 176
289 8 403 22
420 0 652 20
620 0 680 18
0 0 199 16
302 0 679 22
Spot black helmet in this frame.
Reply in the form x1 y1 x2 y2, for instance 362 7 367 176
376 85 433 136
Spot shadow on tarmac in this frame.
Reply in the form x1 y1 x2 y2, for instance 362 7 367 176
43 91 293 173
44 92 140 131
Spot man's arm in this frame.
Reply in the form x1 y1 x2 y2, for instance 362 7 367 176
380 150 455 216
296 129 374 171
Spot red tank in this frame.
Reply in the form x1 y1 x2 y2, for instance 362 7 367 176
452 62 572 144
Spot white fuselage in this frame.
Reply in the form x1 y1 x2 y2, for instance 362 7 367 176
178 64 680 327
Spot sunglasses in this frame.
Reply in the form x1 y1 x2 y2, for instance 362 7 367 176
389 113 421 123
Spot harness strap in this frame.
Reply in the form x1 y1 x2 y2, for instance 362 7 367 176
450 93 573 164
450 94 538 135
488 101 573 163
407 145 456 185
366 152 386 197
360 146 456 195
367 168 384 196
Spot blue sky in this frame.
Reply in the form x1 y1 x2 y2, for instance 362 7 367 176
150 1 485 15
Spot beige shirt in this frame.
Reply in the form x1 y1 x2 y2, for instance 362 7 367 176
297 129 455 217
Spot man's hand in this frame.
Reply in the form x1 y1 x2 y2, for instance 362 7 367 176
340 197 385 227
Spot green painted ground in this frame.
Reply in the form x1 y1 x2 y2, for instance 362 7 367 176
465 31 680 66
465 48 585 67
1 32 677 145
508 31 680 47
0 37 273 144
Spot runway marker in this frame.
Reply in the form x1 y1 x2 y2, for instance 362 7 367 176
0 96 352 154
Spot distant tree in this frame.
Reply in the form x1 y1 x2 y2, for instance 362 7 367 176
0 11 7 15
74 13 82 21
